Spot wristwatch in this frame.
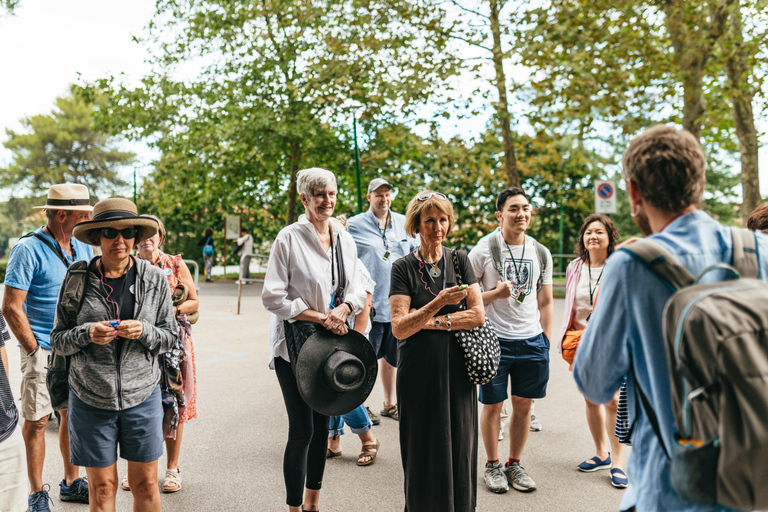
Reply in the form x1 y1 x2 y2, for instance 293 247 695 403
344 301 354 314
445 315 452 331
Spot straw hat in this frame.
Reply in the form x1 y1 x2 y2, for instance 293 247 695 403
33 184 93 211
295 329 378 416
73 198 158 245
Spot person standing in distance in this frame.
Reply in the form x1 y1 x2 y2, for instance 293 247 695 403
236 227 254 281
468 187 553 495
347 178 417 422
2 184 94 511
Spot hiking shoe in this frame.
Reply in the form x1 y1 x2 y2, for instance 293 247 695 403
484 461 509 493
530 413 542 432
28 486 51 511
366 406 380 426
60 476 89 503
505 462 537 492
380 403 399 421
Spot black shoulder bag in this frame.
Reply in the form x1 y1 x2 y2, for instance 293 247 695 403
452 250 501 385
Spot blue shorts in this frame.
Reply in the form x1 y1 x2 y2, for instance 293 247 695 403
68 385 164 468
369 322 398 367
479 333 550 404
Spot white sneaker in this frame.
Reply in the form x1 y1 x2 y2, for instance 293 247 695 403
530 413 542 432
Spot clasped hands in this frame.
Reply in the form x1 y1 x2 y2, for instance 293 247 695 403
320 307 350 336
89 320 144 345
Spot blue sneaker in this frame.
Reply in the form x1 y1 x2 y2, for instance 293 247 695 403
27 486 51 512
60 476 89 503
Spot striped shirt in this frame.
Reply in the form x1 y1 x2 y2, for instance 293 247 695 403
0 311 19 443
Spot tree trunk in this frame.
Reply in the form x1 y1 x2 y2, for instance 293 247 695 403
663 0 734 141
489 0 520 188
722 2 760 223
286 140 302 225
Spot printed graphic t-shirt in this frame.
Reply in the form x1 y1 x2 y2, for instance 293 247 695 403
468 231 553 340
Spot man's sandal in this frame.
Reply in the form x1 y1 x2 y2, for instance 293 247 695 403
357 439 380 466
162 468 182 493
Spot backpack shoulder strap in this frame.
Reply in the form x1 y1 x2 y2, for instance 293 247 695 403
531 237 548 292
487 230 505 281
620 239 695 291
59 260 89 328
730 227 759 279
19 231 70 268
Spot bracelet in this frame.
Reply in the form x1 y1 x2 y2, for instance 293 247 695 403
434 316 441 328
344 302 354 314
445 315 452 331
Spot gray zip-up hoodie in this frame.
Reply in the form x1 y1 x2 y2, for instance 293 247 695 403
51 257 177 411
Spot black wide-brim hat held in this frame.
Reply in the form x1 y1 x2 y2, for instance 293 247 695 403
295 329 378 416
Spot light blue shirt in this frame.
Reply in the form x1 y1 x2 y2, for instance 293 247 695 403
574 210 768 512
347 210 416 322
4 226 93 350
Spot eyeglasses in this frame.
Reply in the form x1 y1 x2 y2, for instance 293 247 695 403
101 228 138 239
417 192 447 201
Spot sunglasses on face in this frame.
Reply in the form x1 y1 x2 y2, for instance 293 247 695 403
101 228 138 239
417 192 447 201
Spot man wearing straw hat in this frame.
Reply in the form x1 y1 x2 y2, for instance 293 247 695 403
3 184 93 510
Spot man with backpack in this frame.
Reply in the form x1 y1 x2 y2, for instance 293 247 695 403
468 187 553 494
2 184 94 510
574 125 768 511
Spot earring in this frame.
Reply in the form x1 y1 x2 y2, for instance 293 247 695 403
630 204 639 218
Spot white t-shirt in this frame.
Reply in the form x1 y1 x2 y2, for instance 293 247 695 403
572 265 603 330
468 231 553 340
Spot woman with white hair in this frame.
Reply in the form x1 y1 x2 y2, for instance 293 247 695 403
262 168 367 512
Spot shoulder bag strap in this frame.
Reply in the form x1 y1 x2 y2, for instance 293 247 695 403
335 234 346 301
21 231 70 269
531 238 547 292
451 249 467 311
620 239 695 291
730 227 759 279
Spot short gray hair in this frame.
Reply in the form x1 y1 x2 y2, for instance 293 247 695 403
297 168 337 198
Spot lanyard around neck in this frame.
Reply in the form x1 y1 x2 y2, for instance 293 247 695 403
371 210 390 249
587 263 604 306
505 236 526 285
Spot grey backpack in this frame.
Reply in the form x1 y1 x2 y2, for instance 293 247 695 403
623 227 768 510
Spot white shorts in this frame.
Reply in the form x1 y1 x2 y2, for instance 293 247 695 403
19 347 54 421
0 425 28 512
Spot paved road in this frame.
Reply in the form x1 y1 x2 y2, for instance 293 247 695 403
2 282 628 511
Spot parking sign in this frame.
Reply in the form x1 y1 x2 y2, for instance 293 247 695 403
595 180 617 214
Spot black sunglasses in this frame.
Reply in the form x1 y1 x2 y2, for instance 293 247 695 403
101 227 138 239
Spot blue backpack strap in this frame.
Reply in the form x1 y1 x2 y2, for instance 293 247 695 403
620 239 695 291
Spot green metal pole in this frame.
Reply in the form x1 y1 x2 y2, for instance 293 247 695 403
353 117 363 213
133 168 137 204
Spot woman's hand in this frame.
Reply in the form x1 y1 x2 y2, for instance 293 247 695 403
89 321 117 345
116 320 144 340
436 285 468 307
323 306 350 336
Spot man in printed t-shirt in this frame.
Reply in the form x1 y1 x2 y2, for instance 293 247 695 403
2 184 94 510
468 187 553 495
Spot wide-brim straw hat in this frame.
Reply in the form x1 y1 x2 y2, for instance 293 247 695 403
295 329 378 416
73 198 158 245
33 184 94 211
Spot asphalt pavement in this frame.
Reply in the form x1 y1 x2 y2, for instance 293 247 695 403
2 281 628 511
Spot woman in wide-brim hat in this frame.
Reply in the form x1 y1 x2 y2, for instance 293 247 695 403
52 197 177 512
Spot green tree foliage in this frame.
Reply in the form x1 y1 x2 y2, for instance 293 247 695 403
1 0 19 15
84 0 461 242
0 93 133 196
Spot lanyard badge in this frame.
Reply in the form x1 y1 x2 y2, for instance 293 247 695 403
382 249 391 260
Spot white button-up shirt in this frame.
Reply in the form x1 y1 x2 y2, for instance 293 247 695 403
262 215 366 368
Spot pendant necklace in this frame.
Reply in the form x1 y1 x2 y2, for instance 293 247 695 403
418 249 442 278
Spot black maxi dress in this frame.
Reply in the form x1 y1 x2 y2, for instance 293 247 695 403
389 249 478 512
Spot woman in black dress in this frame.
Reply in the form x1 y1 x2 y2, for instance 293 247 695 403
389 191 485 512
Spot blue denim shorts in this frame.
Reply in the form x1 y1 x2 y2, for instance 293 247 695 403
479 333 550 404
370 321 398 367
68 385 164 468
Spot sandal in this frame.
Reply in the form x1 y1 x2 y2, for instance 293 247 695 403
121 477 130 491
326 448 342 458
357 439 380 466
162 468 182 493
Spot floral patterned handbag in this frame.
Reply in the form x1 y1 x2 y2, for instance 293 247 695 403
451 251 501 385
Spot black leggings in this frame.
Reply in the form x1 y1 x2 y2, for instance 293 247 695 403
274 357 329 507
